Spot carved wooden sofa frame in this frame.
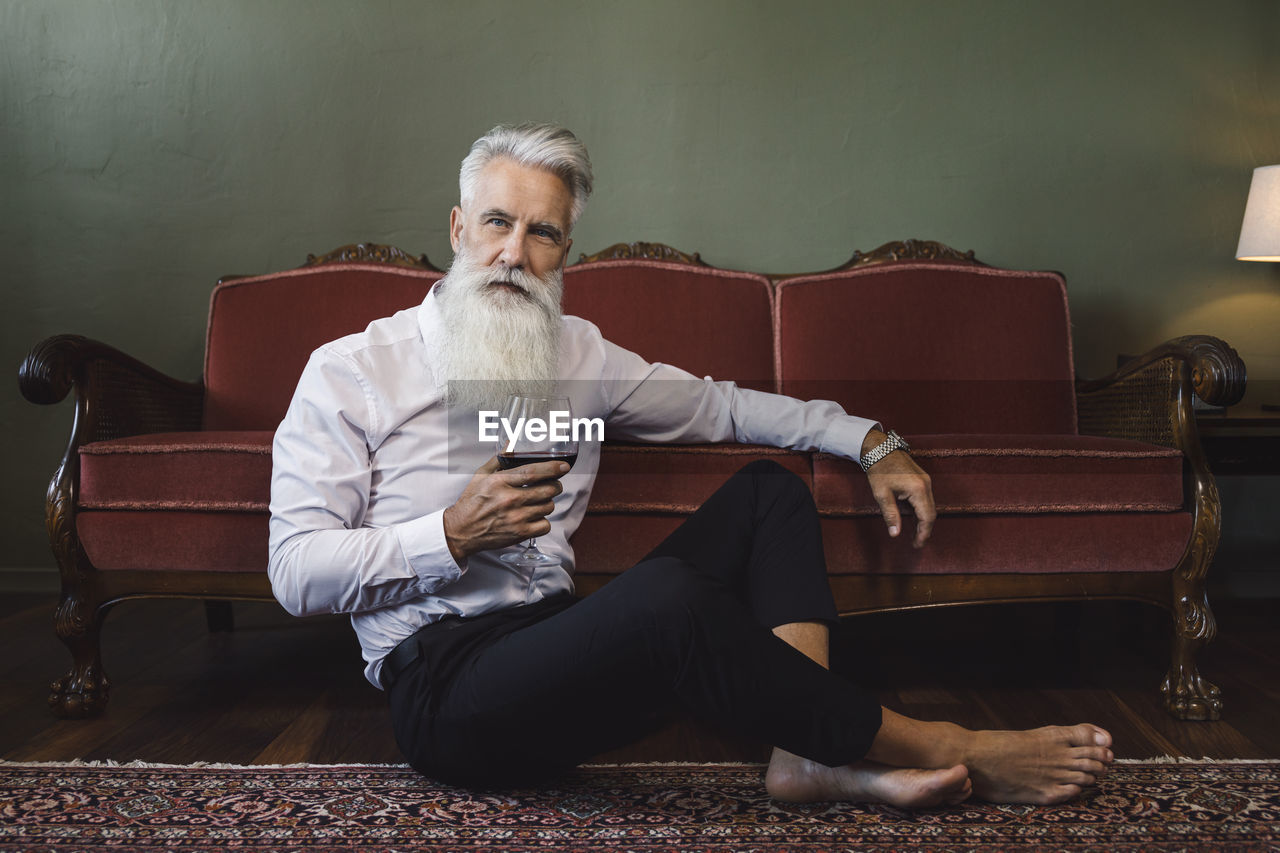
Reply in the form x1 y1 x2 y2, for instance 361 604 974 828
20 240 1246 723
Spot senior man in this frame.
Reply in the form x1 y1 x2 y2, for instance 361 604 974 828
269 122 1113 807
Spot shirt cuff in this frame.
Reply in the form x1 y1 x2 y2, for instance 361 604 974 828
395 509 466 592
819 415 883 461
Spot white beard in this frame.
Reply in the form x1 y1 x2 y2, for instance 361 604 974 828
434 244 564 412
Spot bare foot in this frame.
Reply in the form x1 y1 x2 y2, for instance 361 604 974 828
962 723 1114 805
766 750 972 808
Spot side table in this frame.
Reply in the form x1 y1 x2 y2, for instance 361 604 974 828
1195 404 1280 476
1195 404 1280 598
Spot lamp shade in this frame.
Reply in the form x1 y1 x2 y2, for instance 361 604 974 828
1237 164 1280 261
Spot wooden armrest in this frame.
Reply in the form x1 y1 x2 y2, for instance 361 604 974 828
19 334 205 443
1075 335 1246 449
1078 335 1246 406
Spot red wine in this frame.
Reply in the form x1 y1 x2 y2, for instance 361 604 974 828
497 451 578 471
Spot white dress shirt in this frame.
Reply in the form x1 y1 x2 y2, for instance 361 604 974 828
268 286 878 687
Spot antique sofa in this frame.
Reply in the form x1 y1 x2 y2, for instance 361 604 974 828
19 239 1246 724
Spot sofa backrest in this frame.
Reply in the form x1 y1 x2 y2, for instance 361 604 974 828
775 263 1077 434
202 246 1077 435
203 263 443 430
562 259 775 392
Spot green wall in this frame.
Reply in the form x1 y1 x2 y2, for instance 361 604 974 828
4 0 1279 577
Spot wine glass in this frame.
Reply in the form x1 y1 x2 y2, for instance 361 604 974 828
497 394 578 568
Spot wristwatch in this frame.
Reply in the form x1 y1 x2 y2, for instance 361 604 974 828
858 429 910 472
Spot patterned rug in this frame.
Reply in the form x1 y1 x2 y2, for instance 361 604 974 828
2 759 1278 851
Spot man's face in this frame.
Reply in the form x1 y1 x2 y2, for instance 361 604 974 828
449 158 574 285
435 157 572 411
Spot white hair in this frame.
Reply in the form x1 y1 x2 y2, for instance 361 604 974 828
459 122 594 228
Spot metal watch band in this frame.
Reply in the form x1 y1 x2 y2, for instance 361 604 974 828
858 429 910 473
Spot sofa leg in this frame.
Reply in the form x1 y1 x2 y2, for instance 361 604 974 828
1160 591 1222 721
1159 446 1226 721
48 595 110 719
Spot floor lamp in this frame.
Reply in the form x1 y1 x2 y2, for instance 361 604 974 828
1236 164 1280 412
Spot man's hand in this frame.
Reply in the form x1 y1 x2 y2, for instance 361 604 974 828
862 429 936 548
442 457 570 561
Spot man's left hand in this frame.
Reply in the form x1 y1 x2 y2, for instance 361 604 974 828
862 430 936 548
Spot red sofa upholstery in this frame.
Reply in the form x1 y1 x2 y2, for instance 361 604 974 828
72 261 443 578
20 240 1245 725
561 258 775 393
774 264 1078 435
563 241 1243 727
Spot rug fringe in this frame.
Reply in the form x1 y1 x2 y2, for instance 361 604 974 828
585 761 767 768
0 759 411 770
4 757 1280 770
1115 756 1280 764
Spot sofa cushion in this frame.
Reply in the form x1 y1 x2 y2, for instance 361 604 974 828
775 264 1077 434
74 431 1186 578
76 511 268 573
563 260 775 392
818 512 1192 576
812 434 1185 516
79 431 274 511
204 264 442 431
77 431 273 572
573 434 1189 581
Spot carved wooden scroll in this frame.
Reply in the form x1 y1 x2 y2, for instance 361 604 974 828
303 243 442 271
844 239 982 269
577 242 706 266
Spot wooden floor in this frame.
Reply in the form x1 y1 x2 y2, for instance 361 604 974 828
2 592 1278 765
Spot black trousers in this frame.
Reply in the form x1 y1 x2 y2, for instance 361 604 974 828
387 460 883 786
